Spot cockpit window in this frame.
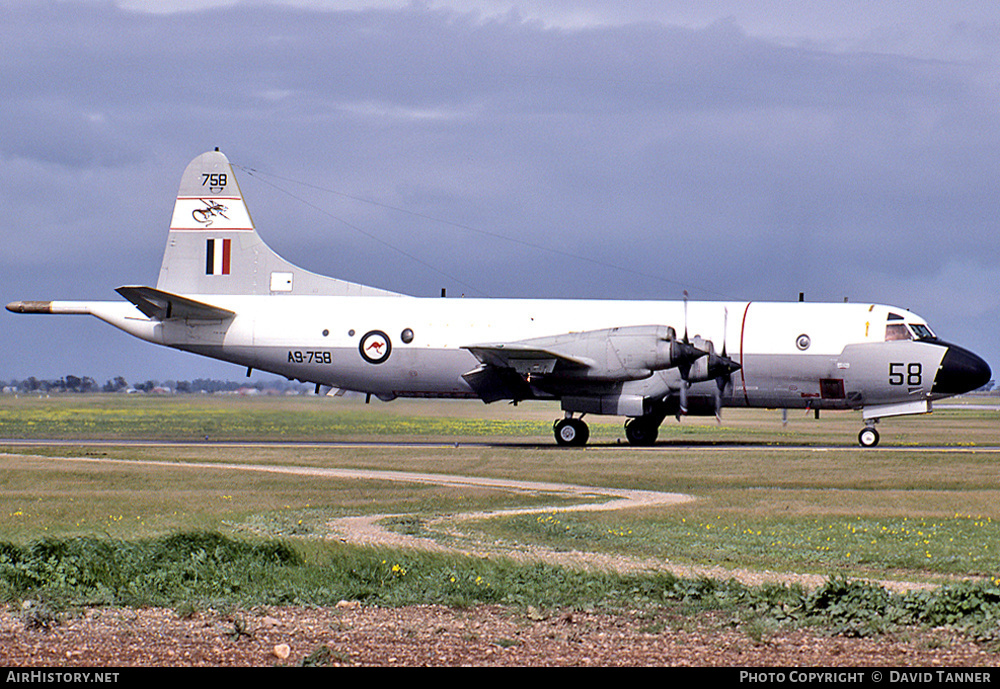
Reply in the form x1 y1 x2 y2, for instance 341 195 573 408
885 324 911 341
885 322 936 342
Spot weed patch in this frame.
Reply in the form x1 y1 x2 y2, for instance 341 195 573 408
3 532 1000 641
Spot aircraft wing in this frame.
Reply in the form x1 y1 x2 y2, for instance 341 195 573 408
462 325 678 403
461 343 597 403
461 324 739 407
463 343 593 375
115 286 235 321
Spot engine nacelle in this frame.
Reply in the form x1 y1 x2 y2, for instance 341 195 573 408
608 325 680 374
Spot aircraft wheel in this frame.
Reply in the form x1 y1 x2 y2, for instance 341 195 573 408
858 427 880 448
554 418 589 447
624 418 659 446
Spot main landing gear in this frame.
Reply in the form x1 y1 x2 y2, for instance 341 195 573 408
858 424 880 448
553 415 589 447
553 414 664 447
624 416 658 446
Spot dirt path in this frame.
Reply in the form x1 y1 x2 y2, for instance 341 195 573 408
309 467 939 592
10 454 940 591
323 469 704 573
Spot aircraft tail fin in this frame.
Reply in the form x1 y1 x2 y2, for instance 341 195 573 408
156 149 402 297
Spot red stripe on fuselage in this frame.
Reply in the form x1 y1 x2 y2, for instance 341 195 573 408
739 302 752 406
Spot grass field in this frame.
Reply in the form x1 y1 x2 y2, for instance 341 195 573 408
3 393 1000 639
1 391 998 444
2 393 999 585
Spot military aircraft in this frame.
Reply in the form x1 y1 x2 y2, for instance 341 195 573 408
7 150 991 447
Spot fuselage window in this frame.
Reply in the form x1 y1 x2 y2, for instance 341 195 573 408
885 323 912 341
909 324 935 340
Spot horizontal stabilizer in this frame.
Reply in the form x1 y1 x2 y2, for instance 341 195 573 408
116 286 235 321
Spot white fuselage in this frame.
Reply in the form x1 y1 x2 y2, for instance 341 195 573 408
79 294 949 415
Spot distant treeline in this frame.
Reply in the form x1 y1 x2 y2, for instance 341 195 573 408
3 376 311 395
4 376 996 395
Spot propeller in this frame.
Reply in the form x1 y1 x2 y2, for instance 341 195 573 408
670 290 699 414
672 291 704 417
669 298 741 420
708 307 741 421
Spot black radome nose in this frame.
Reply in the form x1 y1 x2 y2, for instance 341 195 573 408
933 344 992 395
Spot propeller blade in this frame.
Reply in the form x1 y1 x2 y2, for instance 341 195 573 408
711 306 741 422
721 307 729 358
682 290 690 344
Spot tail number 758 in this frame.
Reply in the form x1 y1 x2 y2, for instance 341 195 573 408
889 362 922 386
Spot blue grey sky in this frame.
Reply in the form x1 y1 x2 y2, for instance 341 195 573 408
2 1 998 384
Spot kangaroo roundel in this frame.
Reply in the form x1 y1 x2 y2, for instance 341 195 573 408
359 330 392 364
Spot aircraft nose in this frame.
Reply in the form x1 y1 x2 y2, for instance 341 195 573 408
933 344 992 395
